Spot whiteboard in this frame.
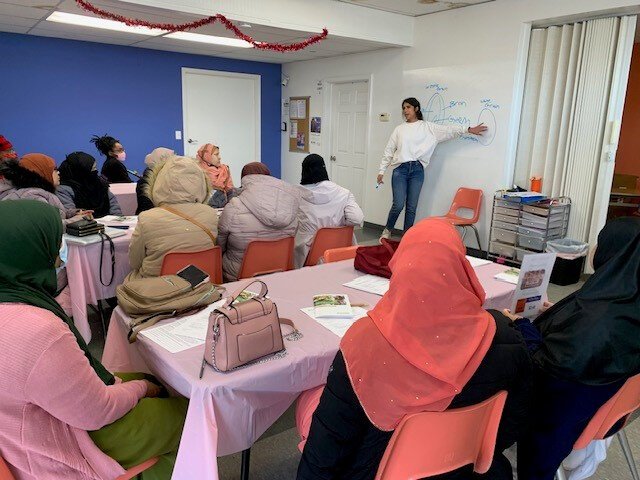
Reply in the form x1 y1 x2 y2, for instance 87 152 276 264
403 62 512 160
398 62 514 241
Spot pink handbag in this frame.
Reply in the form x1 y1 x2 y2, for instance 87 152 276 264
199 280 300 375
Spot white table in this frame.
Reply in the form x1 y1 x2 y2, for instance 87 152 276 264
102 259 516 480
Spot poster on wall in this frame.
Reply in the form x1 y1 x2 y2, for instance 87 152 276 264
290 121 298 139
296 133 306 150
310 116 321 147
289 99 307 119
311 117 321 133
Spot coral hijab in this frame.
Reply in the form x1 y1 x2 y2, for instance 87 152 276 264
340 218 496 430
197 143 234 192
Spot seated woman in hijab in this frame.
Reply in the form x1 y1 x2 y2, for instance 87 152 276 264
296 218 532 480
0 200 187 480
295 154 364 268
217 162 299 282
91 134 132 184
56 152 122 218
196 143 236 208
502 217 640 480
127 156 217 281
136 147 175 214
0 154 88 227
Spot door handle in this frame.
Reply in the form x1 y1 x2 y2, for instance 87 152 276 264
330 155 336 162
188 138 198 144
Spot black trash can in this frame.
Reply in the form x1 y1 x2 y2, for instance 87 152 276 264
546 239 589 286
550 256 586 286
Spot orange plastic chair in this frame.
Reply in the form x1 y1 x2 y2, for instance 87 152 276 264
305 226 355 267
0 454 158 480
117 457 160 479
439 188 483 250
324 245 359 263
237 237 295 279
0 455 13 480
160 246 223 284
375 391 508 480
556 373 640 480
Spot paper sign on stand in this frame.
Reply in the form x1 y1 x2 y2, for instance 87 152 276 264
509 253 556 318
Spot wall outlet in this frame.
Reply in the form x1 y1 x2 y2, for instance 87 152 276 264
379 113 390 122
175 130 182 140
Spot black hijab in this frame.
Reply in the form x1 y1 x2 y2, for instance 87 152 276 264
301 154 329 185
59 152 111 218
534 217 640 385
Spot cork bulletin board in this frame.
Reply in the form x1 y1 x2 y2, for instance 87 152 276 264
289 96 310 153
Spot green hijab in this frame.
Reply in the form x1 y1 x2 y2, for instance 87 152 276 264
0 200 114 385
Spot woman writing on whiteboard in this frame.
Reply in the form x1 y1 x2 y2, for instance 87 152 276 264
377 97 487 241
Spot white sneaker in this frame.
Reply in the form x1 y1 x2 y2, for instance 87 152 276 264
379 228 391 243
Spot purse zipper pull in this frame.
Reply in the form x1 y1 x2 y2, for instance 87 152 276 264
199 358 206 379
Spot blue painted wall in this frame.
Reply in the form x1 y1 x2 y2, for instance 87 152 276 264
0 33 282 177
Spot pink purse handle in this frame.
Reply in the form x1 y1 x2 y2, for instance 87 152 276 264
223 279 269 308
222 280 301 339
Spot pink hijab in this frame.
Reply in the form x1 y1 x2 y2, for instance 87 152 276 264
340 218 496 430
197 143 234 192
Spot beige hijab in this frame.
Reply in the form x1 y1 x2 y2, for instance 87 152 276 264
145 147 175 167
146 156 211 205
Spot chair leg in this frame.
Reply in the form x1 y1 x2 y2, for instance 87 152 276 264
241 448 251 480
97 300 107 338
556 467 568 480
618 430 640 480
460 225 468 241
470 224 483 252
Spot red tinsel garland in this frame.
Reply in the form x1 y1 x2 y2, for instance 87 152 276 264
74 0 328 52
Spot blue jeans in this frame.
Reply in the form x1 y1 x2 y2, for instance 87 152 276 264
385 161 425 232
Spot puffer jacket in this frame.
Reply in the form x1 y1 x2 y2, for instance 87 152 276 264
218 174 300 281
127 156 217 281
295 181 364 268
0 164 83 227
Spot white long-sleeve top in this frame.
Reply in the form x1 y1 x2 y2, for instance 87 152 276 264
378 120 466 175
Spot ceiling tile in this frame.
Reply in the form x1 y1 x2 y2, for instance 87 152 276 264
0 22 31 34
0 2 50 20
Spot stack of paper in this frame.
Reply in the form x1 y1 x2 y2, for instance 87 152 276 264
139 300 225 353
494 268 520 285
301 306 368 337
98 215 138 227
466 256 492 268
343 275 390 296
501 191 546 204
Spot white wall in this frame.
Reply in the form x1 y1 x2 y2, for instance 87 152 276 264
281 0 640 246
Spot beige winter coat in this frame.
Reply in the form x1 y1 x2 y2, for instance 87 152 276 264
217 174 300 281
127 156 217 280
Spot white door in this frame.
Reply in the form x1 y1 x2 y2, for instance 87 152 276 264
330 81 369 209
588 16 636 261
182 68 261 184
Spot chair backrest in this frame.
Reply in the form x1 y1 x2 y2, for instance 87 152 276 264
305 226 355 267
324 245 359 264
375 391 508 480
116 457 159 480
446 188 483 223
0 454 158 480
574 373 640 450
160 246 223 284
0 455 15 480
238 237 295 279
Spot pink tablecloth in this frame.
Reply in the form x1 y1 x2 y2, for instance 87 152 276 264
102 260 515 480
66 230 133 343
109 183 138 216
